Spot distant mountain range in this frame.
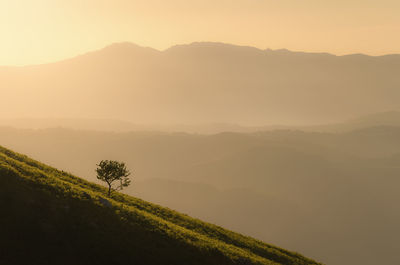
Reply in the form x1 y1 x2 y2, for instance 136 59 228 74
2 111 400 134
1 42 399 125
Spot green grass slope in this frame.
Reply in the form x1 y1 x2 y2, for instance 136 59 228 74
0 145 321 265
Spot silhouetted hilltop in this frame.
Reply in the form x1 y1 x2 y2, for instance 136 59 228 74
1 42 399 125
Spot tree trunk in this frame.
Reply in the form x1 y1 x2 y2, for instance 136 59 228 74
107 184 112 197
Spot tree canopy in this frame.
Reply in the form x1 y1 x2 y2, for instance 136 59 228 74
96 160 131 197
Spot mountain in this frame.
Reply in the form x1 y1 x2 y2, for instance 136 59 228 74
1 42 400 125
0 118 140 132
0 145 320 265
297 111 400 132
0 117 279 134
1 126 400 265
3 111 400 134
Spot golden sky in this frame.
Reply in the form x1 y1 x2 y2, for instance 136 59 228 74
1 0 400 65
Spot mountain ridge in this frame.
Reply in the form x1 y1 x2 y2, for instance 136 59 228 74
1 41 400 125
3 41 400 69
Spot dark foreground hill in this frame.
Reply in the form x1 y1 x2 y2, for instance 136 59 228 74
0 146 320 265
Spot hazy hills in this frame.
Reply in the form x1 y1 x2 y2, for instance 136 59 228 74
298 111 400 132
1 124 400 265
0 146 321 265
1 41 400 264
1 42 400 125
3 111 400 134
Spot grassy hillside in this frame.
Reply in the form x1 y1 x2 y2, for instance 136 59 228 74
0 145 320 265
3 127 400 264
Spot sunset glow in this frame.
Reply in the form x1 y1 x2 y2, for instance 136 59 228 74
1 0 400 65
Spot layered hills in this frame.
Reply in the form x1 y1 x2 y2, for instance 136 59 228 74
0 145 320 265
1 42 400 125
1 122 400 265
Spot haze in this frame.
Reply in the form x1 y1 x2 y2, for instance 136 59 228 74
1 0 400 65
1 42 400 126
1 1 400 265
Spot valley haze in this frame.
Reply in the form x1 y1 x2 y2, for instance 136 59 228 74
1 41 400 265
2 0 400 265
1 42 400 127
1 111 400 265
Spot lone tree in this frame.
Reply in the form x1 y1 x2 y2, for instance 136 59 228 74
96 160 131 197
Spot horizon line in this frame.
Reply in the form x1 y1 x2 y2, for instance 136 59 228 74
2 41 400 68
